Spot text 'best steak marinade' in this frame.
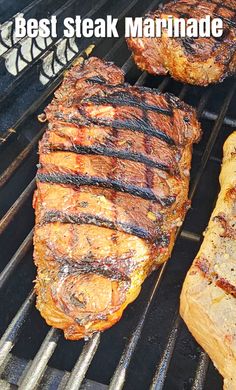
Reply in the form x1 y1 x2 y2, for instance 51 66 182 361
33 57 201 339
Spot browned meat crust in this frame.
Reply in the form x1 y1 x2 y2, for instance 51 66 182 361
127 0 236 86
180 132 236 389
33 57 201 339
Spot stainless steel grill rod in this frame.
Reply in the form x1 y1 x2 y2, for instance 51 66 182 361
108 83 190 390
0 229 33 289
18 328 60 390
64 333 101 390
0 179 36 234
150 81 236 390
192 352 210 390
0 290 35 367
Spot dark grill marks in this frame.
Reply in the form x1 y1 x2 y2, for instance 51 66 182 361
214 28 230 42
216 278 236 297
57 109 176 146
195 257 236 298
211 0 236 62
33 57 201 337
213 213 236 239
48 144 173 174
208 0 236 13
164 0 236 59
37 57 198 246
84 92 173 116
41 210 158 241
144 138 154 191
38 70 182 238
58 256 131 282
46 112 180 174
109 126 118 260
211 1 236 30
86 76 106 84
213 13 236 28
211 0 236 71
37 172 176 206
142 89 155 221
164 1 195 56
181 38 196 56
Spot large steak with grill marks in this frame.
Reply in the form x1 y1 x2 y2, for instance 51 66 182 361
127 0 236 86
33 57 201 339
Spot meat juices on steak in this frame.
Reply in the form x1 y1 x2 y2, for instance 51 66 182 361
127 0 236 86
33 57 201 339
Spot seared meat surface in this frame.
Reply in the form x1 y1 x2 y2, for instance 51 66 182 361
180 132 236 390
127 0 236 86
33 57 201 339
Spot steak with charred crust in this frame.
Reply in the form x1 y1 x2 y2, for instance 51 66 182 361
33 57 201 339
127 0 236 86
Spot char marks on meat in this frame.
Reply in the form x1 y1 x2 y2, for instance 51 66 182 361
33 57 201 339
180 132 236 389
127 0 236 85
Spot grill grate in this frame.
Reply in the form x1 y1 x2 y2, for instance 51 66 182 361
0 0 235 389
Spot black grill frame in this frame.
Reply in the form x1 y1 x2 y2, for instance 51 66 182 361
0 0 235 389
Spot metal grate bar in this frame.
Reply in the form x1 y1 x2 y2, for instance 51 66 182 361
196 89 212 117
0 0 112 144
202 110 236 127
1 0 154 146
109 264 168 390
20 34 157 390
180 230 200 242
0 0 81 104
189 81 236 199
18 327 60 390
0 44 91 146
136 71 149 86
156 77 171 92
104 38 126 61
0 0 107 99
121 55 134 74
108 81 189 390
0 178 35 235
149 81 236 390
108 0 162 64
64 333 101 390
0 125 44 188
0 290 35 367
150 315 181 390
178 84 189 100
1 4 235 387
105 1 164 64
191 352 210 390
0 229 33 289
0 0 49 40
63 48 169 389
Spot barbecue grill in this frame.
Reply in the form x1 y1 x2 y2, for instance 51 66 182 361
0 0 235 389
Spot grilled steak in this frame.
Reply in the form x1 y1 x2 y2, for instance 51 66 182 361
33 57 201 339
180 132 236 390
127 0 236 86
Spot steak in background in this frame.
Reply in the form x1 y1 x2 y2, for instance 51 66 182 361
127 0 236 86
